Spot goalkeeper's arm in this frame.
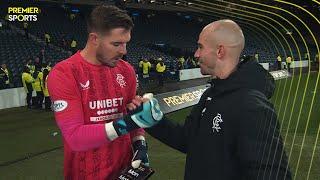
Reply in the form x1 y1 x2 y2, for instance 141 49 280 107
54 95 163 152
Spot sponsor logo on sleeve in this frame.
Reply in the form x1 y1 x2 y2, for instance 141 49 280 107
53 100 68 112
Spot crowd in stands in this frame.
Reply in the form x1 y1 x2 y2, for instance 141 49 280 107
1 1 319 111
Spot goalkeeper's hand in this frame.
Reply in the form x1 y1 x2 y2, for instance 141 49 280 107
125 94 163 128
105 93 163 140
131 139 149 168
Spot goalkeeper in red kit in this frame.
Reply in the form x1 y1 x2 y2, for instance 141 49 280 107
48 5 163 180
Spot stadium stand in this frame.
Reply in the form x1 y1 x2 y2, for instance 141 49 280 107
0 0 317 87
0 29 69 87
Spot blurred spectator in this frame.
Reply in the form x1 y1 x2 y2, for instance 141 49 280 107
42 68 51 111
44 32 51 45
184 57 190 69
191 57 198 68
277 55 282 70
34 57 42 70
0 63 12 89
155 57 166 86
139 58 151 84
32 66 44 109
22 66 34 108
178 56 185 70
0 65 6 89
38 48 47 64
26 58 35 74
304 52 309 60
41 62 52 72
138 57 144 75
286 56 292 73
23 22 29 38
254 52 259 62
315 53 319 62
149 57 156 69
70 37 77 54
186 56 197 69
69 13 76 21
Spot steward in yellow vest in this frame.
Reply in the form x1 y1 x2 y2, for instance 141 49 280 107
22 66 34 108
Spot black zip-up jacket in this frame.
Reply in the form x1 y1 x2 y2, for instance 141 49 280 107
147 60 292 180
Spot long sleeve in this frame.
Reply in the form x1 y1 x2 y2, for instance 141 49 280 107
48 66 110 152
146 90 208 153
146 116 189 153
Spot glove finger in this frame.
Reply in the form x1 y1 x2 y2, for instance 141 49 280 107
150 98 163 121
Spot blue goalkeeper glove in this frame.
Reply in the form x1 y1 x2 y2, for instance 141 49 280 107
131 139 149 168
105 96 163 140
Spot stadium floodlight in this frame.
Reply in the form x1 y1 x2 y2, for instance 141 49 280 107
150 0 155 3
176 1 180 5
187 2 193 5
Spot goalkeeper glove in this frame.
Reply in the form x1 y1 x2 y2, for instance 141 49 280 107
105 96 163 140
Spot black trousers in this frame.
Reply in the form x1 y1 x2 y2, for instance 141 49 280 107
44 96 51 110
36 91 44 109
26 92 32 108
157 72 164 86
277 61 282 70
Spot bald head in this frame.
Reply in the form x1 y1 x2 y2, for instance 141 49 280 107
202 19 245 58
194 19 245 78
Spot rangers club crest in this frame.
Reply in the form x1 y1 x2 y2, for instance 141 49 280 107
212 113 223 133
116 74 126 88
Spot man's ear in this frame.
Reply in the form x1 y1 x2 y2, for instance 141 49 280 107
217 45 225 59
88 33 99 46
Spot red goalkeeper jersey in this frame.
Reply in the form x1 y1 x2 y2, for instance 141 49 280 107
48 52 144 180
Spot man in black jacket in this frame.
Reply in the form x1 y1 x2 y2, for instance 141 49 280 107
144 20 292 179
